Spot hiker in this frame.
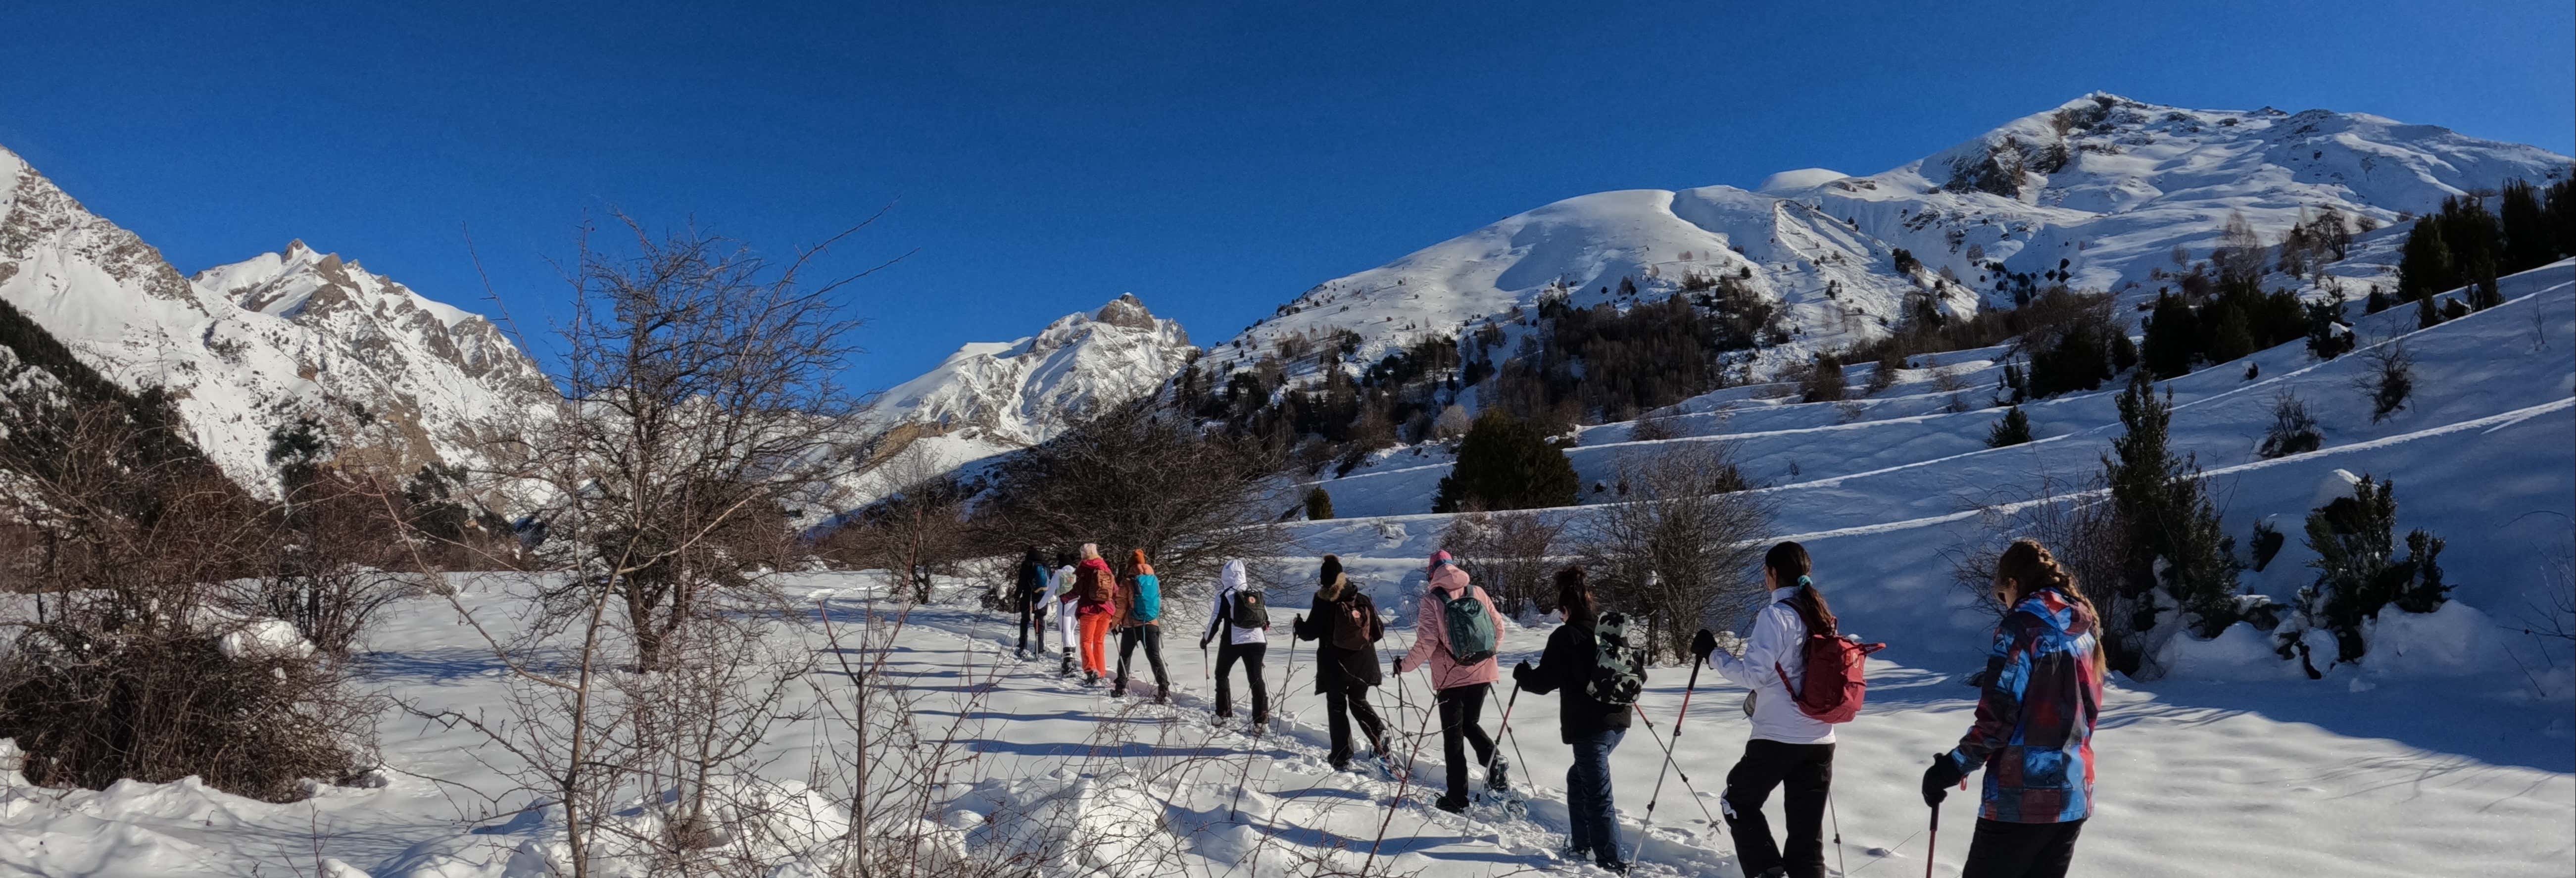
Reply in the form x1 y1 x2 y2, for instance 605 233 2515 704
1391 549 1507 812
1921 539 2104 878
1016 546 1048 658
1113 548 1172 704
1291 554 1388 770
1074 543 1118 686
1511 566 1639 873
1200 559 1271 724
1703 541 1839 878
1049 550 1080 677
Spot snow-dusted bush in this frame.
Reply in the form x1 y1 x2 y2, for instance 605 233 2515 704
2278 475 2448 674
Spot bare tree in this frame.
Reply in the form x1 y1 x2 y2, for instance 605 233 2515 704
979 398 1290 597
815 446 973 603
1441 510 1564 618
1946 473 2128 643
511 215 886 671
1573 441 1776 662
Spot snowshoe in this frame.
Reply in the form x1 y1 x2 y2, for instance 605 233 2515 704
1469 787 1529 820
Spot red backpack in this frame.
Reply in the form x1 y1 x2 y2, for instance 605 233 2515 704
1775 632 1887 724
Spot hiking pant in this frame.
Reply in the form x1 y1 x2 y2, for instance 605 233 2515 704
1434 684 1496 803
1723 739 1834 878
1323 677 1387 765
1017 589 1042 654
1566 728 1626 867
1079 612 1113 677
1962 817 2085 878
1115 625 1169 691
1214 641 1267 718
1055 600 1080 662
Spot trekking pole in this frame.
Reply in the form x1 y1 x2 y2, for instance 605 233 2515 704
1831 788 1847 878
1628 700 1721 826
1484 682 1530 785
1925 799 1940 878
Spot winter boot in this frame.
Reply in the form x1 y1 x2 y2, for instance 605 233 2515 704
1154 683 1169 706
1433 796 1467 814
1486 755 1510 791
1111 675 1128 698
1084 671 1101 687
1060 649 1075 677
1554 841 1588 861
1250 708 1269 727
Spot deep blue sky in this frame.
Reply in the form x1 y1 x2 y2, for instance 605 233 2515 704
5 0 2569 388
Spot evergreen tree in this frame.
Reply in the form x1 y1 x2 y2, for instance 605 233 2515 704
2109 331 2139 374
2499 179 2556 271
2466 256 2504 310
2416 291 2443 330
1800 354 1847 402
2304 291 2353 360
2102 371 2245 655
1432 408 1579 513
1985 405 2033 447
1304 486 1335 520
2205 307 2256 364
2396 216 2454 301
2289 476 2448 665
2140 293 2198 379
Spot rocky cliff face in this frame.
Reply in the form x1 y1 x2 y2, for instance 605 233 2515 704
0 146 557 495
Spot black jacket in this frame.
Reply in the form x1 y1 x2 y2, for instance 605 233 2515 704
1015 551 1046 598
1293 579 1384 691
1516 620 1637 743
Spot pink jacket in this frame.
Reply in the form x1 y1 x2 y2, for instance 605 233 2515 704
1395 563 1504 690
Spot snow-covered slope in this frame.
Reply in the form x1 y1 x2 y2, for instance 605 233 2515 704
857 293 1195 479
0 146 555 494
1783 93 2573 304
1221 94 2571 377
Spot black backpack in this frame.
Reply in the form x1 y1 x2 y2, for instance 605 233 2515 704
1584 612 1648 707
1229 585 1270 629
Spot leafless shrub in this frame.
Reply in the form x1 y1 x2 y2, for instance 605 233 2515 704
816 447 973 603
2352 341 2414 423
1574 441 1775 661
0 401 377 802
1946 474 2126 644
1627 410 1684 442
1442 510 1564 618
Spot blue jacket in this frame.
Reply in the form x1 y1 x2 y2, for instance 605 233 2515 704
1945 587 2103 823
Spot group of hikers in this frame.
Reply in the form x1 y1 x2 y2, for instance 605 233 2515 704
1003 537 2105 878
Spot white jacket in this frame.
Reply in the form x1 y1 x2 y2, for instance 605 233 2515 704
1710 585 1835 745
1204 560 1268 646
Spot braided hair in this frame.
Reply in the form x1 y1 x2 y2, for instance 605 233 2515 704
1994 538 2097 619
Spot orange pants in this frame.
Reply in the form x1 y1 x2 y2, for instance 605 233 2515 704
1079 613 1114 676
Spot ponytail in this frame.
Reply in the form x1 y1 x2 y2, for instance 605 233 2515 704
1764 541 1838 635
1553 566 1597 627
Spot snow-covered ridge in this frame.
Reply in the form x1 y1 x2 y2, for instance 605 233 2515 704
861 293 1195 449
0 145 556 495
1219 93 2572 375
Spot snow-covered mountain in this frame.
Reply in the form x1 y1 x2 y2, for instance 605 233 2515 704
1219 93 2572 375
856 293 1195 482
0 146 556 494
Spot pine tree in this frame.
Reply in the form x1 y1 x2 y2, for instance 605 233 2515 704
2102 371 2245 656
2416 291 2443 330
1304 486 1335 521
2499 179 2556 272
1432 408 1579 513
2140 293 2198 379
2304 292 2353 360
2396 217 2454 302
1985 405 2033 447
2291 476 2448 665
2467 256 2504 310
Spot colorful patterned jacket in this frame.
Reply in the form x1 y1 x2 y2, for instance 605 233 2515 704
1945 587 2103 823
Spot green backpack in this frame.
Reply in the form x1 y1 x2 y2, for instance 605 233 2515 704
1441 585 1498 664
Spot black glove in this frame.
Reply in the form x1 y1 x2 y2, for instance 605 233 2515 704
1391 655 1404 675
1200 635 1213 650
1922 754 1967 808
1691 629 1718 665
1511 660 1535 686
